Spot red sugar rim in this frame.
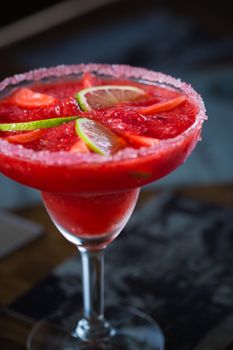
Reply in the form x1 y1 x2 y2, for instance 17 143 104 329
0 63 207 165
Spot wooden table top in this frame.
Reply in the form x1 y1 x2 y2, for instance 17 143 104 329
0 184 232 349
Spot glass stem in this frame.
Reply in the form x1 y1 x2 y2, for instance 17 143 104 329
74 247 112 341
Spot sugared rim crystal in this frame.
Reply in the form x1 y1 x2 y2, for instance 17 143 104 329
0 63 207 165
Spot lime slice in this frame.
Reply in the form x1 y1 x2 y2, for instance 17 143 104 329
0 116 77 132
76 85 145 111
75 118 125 156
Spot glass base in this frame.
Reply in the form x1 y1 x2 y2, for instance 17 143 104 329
27 305 164 350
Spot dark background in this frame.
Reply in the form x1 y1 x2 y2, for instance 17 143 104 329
0 0 232 77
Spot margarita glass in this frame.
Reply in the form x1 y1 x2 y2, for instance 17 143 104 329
0 64 206 350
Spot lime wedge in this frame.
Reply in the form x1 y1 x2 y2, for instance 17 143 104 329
0 116 77 132
76 85 145 111
75 118 125 156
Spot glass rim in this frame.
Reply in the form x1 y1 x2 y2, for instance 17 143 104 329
0 63 207 166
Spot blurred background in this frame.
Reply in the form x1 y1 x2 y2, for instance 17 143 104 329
0 0 232 208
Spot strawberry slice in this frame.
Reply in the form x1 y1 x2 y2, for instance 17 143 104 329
70 139 90 153
123 134 160 148
5 129 46 144
13 88 57 108
82 72 102 88
138 95 187 115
